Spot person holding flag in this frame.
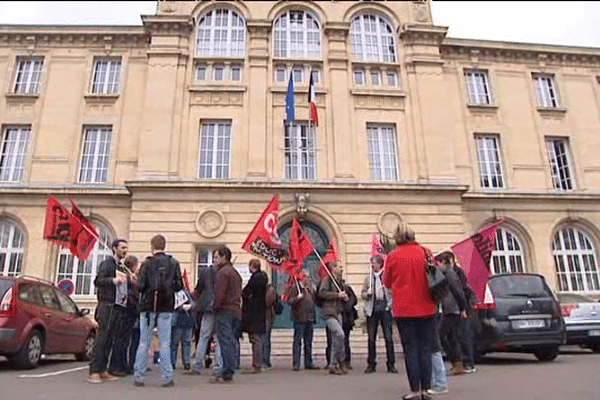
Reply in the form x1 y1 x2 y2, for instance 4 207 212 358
285 271 318 371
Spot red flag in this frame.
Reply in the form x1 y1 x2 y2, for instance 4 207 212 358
43 196 82 250
68 199 98 260
449 219 506 302
241 196 285 267
308 72 318 125
282 218 315 278
371 234 387 263
320 239 339 280
182 269 192 293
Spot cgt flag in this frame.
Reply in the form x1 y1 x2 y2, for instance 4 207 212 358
448 218 507 302
68 198 98 260
283 218 316 278
320 239 339 280
43 196 82 250
241 196 286 267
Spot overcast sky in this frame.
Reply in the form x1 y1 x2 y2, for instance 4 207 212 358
0 1 598 48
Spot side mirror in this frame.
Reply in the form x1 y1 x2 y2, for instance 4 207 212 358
79 308 90 317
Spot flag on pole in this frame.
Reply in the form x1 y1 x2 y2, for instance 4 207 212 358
241 196 286 267
68 198 98 260
371 234 387 263
285 71 295 124
182 269 192 293
308 71 318 125
43 196 82 250
320 239 339 280
283 218 316 278
446 219 506 302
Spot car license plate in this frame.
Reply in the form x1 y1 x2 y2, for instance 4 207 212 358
589 330 600 336
512 319 545 329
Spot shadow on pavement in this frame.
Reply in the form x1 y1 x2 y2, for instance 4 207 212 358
475 354 539 365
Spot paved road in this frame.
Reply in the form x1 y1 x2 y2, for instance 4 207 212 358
1 346 598 400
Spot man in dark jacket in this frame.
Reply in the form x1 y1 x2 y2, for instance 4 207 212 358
133 235 183 388
211 246 242 383
241 259 268 373
87 238 128 384
286 272 318 371
453 259 477 373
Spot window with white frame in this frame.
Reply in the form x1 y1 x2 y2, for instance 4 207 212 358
475 135 504 189
546 137 574 190
198 121 231 179
273 11 321 58
552 226 600 292
310 69 321 84
196 248 216 280
90 58 121 94
196 9 246 57
465 70 492 105
354 70 365 85
491 227 525 274
533 73 560 108
231 65 242 81
0 126 30 183
350 14 397 63
0 219 25 277
56 221 114 297
284 122 317 180
213 65 224 81
370 70 381 86
275 66 287 83
14 58 43 94
196 65 207 81
367 124 399 181
79 127 112 183
387 71 398 87
292 67 304 85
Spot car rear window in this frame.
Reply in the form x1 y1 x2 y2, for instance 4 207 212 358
0 279 15 300
490 275 554 299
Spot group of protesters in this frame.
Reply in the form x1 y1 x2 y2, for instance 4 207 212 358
84 226 478 400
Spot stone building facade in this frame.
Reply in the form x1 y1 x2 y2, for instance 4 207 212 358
1 0 599 320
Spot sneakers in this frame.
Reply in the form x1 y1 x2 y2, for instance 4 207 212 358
387 366 398 373
100 371 120 381
161 380 175 388
427 387 449 395
364 366 376 374
210 375 232 384
464 366 476 373
328 366 344 375
87 373 103 384
183 368 202 375
133 381 145 387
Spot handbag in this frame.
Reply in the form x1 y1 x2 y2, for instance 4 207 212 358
422 246 449 303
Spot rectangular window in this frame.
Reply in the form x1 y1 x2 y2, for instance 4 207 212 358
284 122 317 180
547 137 574 190
293 67 303 85
387 71 398 87
198 121 231 179
0 126 30 182
14 58 43 94
367 124 399 181
231 65 242 82
196 65 207 81
78 126 112 183
354 70 365 85
196 248 215 279
275 66 287 83
213 65 224 81
91 58 121 94
534 74 560 108
370 71 381 86
465 70 491 105
475 135 505 188
310 69 321 84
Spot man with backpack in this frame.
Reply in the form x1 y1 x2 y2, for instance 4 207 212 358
133 235 184 388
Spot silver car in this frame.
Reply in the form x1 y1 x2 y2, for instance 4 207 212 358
557 293 600 353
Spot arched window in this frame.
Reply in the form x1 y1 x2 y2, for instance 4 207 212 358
0 219 25 276
273 10 321 58
552 226 600 292
196 9 246 57
56 220 114 297
350 14 397 62
491 227 525 275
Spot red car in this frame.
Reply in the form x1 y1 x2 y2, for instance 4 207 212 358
0 275 97 369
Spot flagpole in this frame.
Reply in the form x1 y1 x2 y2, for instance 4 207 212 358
432 218 507 257
313 249 341 292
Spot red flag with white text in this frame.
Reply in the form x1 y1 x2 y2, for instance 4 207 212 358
68 198 98 260
241 196 285 267
43 197 82 250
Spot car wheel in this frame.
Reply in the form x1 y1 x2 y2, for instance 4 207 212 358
75 332 95 362
533 346 559 362
10 330 44 369
590 342 600 354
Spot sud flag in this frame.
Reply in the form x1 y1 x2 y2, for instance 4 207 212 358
43 196 82 250
448 218 506 302
68 198 98 260
308 71 318 125
320 239 339 280
241 196 286 267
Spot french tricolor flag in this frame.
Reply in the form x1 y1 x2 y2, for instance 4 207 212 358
308 72 318 125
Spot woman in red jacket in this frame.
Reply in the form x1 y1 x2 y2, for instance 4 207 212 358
384 227 436 400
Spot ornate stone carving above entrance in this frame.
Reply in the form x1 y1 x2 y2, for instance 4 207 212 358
195 209 226 238
377 211 405 238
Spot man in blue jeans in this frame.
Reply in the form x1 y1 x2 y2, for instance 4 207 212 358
286 272 318 371
133 235 183 387
211 246 242 383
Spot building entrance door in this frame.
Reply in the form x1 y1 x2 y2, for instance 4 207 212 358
272 220 329 329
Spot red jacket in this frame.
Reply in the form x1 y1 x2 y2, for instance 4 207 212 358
383 242 435 319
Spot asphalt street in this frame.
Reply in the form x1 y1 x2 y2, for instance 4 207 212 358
0 346 598 400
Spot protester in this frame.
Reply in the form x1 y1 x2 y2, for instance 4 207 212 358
133 234 183 387
87 239 128 384
212 246 242 383
429 303 449 395
318 261 350 375
286 272 318 371
361 255 397 374
241 259 268 373
108 255 140 376
384 226 436 400
170 290 195 370
263 280 279 369
438 251 468 376
453 258 478 373
341 280 358 370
